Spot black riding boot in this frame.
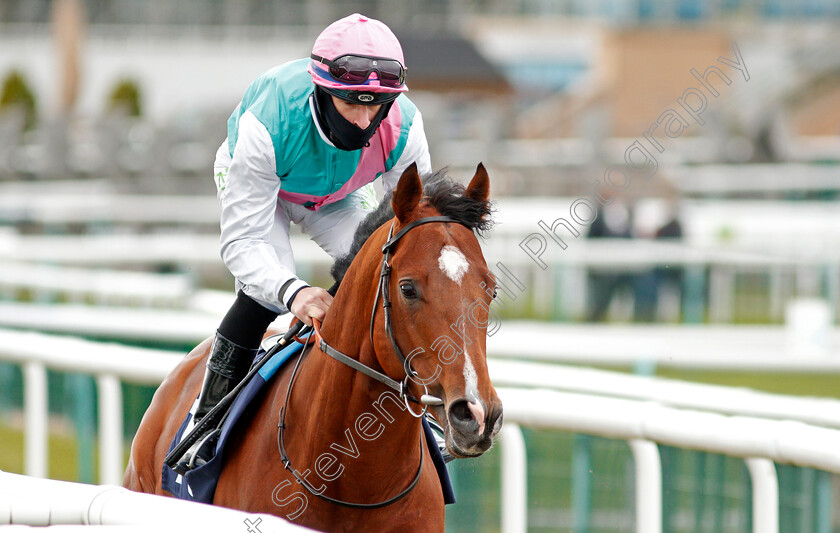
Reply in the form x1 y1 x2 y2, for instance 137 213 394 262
176 331 257 470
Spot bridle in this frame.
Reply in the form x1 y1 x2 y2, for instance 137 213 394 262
277 215 467 509
372 215 467 413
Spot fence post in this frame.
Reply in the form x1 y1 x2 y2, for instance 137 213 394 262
23 361 48 478
97 374 123 486
501 423 527 533
745 457 778 533
630 439 661 533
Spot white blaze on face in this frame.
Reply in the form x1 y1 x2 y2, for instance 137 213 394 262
438 245 469 284
462 345 486 434
462 346 480 403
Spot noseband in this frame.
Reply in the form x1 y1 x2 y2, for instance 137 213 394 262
277 215 467 509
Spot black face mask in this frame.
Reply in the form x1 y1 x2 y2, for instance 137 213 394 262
313 86 392 151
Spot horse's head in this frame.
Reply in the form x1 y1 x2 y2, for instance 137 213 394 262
371 163 504 458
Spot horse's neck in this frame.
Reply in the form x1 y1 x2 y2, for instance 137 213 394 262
281 271 423 488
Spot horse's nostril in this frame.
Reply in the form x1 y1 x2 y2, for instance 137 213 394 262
489 408 503 436
448 399 479 433
449 400 471 422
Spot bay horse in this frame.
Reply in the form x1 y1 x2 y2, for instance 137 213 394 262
123 163 504 532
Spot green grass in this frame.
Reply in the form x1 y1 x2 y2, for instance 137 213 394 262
657 369 840 400
0 418 133 483
0 419 85 481
557 362 840 401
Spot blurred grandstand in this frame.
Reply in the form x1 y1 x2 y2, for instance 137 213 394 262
0 0 839 196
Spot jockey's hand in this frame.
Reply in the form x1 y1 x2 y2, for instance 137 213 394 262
290 286 333 326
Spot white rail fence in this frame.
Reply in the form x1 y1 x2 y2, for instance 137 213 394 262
4 299 840 372
4 191 840 256
0 471 314 531
498 388 840 533
2 328 840 532
2 229 837 331
0 329 181 483
488 321 840 371
1 234 835 329
488 359 840 428
0 298 294 345
0 233 330 268
0 261 195 307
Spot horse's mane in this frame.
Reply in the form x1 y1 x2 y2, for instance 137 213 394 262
330 169 494 284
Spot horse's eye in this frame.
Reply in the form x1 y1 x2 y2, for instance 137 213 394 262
492 286 499 299
400 281 417 299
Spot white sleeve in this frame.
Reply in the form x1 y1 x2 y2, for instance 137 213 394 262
380 109 432 195
218 111 307 309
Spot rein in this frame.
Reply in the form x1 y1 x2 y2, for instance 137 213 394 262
276 215 464 510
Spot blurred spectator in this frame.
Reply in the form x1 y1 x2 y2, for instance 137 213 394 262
586 199 684 322
585 199 635 321
652 203 684 320
631 199 684 323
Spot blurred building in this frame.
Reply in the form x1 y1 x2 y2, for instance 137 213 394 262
0 0 839 199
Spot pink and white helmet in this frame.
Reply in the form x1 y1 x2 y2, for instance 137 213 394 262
308 13 408 94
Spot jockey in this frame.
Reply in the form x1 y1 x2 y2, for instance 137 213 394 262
176 13 432 470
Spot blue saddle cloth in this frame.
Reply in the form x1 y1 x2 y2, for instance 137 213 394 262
161 339 455 505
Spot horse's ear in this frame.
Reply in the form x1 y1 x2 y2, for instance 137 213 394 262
466 163 490 203
392 162 423 222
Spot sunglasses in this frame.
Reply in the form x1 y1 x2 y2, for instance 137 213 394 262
311 53 406 88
